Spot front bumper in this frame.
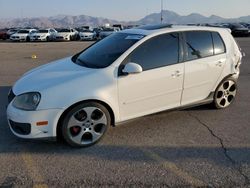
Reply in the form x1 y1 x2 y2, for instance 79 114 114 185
55 36 70 41
80 35 93 40
7 104 64 139
30 37 47 41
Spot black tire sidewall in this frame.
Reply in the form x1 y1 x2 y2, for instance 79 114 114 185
61 102 111 147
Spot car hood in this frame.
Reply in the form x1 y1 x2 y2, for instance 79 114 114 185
56 32 71 36
80 32 93 36
31 33 48 36
11 33 29 37
100 31 114 36
13 57 95 95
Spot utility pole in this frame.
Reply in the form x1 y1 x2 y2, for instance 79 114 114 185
161 0 163 23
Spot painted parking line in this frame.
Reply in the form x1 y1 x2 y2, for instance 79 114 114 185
21 152 48 188
141 148 206 187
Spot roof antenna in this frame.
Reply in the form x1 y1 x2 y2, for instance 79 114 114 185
161 0 164 23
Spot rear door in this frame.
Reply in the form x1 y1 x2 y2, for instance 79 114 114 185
181 31 227 105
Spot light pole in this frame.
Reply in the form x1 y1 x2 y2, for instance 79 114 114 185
161 0 163 23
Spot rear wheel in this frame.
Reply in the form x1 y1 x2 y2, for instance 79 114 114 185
61 102 110 147
213 78 237 109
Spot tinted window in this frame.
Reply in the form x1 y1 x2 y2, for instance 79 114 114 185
128 33 179 71
18 30 29 34
58 29 70 32
185 31 213 60
212 32 226 55
75 33 144 68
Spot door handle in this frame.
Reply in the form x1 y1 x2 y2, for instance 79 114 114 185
216 61 224 67
171 71 182 78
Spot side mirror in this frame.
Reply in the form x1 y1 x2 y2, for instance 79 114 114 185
122 62 143 74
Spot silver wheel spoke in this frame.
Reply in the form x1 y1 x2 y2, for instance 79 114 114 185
85 107 96 120
68 116 83 129
72 130 85 144
228 80 235 89
93 115 107 126
229 90 236 97
224 98 231 107
91 131 102 142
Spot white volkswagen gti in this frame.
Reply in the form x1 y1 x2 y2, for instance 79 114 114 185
7 24 243 147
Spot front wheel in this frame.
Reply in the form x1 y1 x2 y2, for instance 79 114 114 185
61 102 110 147
213 78 237 109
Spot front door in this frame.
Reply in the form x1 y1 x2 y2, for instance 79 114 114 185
118 33 184 121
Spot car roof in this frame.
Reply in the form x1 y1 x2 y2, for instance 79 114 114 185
121 24 230 36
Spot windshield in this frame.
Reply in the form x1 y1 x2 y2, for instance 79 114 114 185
73 33 145 68
102 28 115 32
58 29 71 33
38 30 49 33
18 30 29 34
231 24 245 29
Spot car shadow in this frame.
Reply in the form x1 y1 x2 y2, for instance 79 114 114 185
0 86 249 167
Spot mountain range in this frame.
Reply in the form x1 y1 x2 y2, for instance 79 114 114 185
0 10 249 28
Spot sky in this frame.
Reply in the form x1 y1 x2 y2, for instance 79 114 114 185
0 0 249 21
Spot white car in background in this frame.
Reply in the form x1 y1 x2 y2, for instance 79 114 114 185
10 29 37 42
99 27 120 39
79 29 96 41
55 28 78 41
30 29 57 42
7 24 243 147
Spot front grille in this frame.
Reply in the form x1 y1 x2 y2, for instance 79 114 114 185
8 89 16 104
9 120 31 135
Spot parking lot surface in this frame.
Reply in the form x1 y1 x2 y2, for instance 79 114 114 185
0 39 250 187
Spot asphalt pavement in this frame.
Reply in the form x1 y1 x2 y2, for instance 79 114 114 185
0 39 249 187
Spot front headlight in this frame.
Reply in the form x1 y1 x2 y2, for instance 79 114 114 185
13 92 41 111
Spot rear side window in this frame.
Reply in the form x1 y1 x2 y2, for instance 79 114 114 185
185 31 213 60
129 33 179 71
212 32 226 55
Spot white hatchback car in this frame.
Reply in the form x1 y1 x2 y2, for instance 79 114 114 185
7 24 242 147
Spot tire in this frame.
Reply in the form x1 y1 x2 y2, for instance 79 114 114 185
61 102 111 147
213 77 237 109
26 36 30 42
46 36 50 42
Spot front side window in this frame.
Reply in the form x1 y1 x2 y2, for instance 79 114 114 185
185 31 213 60
74 33 144 68
128 33 179 71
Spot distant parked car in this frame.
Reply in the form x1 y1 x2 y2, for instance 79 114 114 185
99 27 119 39
6 28 19 39
55 28 78 41
30 29 57 42
113 24 124 30
223 23 249 37
0 29 8 40
10 29 37 42
79 29 96 41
